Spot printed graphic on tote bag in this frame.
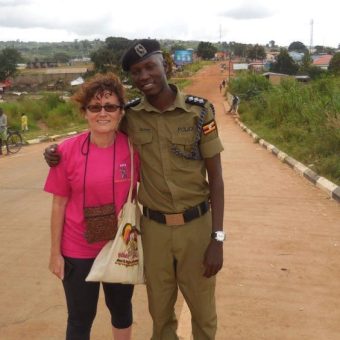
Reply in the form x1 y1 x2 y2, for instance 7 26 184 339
115 223 139 267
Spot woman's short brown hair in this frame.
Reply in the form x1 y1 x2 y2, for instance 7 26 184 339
72 73 125 113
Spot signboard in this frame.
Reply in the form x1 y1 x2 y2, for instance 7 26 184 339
233 63 248 70
174 50 193 65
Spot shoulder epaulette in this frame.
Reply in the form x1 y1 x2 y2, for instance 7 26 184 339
185 95 207 108
124 97 141 109
209 103 216 117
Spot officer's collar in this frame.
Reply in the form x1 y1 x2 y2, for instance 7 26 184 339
131 84 191 113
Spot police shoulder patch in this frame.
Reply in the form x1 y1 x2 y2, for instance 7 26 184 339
202 119 217 135
185 95 207 107
124 97 141 109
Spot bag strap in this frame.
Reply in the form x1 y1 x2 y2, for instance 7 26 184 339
82 132 116 209
127 138 134 203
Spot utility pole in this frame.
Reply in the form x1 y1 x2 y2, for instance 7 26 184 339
228 52 232 82
310 19 314 54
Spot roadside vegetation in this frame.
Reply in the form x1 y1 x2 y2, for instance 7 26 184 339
228 72 340 185
0 93 85 140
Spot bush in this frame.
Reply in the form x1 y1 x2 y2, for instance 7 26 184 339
0 93 83 131
228 72 272 100
239 73 340 185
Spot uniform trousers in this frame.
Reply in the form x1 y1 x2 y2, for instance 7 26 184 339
141 211 217 340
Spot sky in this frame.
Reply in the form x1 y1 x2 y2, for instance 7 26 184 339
0 0 339 48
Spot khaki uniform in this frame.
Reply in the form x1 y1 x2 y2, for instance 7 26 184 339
124 85 224 340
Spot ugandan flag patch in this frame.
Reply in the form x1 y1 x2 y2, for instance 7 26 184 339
203 120 217 135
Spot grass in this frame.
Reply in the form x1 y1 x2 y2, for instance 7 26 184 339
228 72 340 185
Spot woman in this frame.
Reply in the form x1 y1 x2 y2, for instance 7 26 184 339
44 73 139 340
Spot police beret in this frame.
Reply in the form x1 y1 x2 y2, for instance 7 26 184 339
121 39 162 71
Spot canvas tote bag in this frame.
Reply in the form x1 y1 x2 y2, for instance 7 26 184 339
86 140 144 284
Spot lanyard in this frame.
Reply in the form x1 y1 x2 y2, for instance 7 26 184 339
82 132 116 208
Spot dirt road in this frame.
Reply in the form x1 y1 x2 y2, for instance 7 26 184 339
1 63 340 340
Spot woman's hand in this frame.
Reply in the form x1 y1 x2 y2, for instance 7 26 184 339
49 195 68 280
49 253 65 280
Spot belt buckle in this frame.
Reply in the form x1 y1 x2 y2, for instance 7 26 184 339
165 213 185 226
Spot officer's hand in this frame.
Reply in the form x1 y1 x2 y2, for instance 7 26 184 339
203 240 223 278
44 144 61 167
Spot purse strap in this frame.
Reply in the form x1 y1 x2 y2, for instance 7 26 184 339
82 132 116 209
127 138 134 203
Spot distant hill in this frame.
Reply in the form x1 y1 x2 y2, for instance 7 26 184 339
0 38 204 63
0 40 104 62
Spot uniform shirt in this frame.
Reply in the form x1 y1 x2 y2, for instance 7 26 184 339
44 131 140 258
123 85 224 213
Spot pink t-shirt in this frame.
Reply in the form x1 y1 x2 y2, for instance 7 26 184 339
44 131 139 258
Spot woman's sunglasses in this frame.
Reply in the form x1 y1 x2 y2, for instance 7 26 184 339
86 104 123 113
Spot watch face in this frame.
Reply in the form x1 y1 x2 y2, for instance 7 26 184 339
214 231 225 241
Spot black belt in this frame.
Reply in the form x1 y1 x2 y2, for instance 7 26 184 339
143 201 209 226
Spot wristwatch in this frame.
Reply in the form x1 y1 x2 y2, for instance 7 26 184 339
211 231 226 242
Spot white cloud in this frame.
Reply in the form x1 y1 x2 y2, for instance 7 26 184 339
0 0 339 47
220 4 275 20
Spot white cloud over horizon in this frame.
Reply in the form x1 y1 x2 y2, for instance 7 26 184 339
0 0 339 48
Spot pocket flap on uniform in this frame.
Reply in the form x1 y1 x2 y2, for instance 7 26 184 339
133 131 153 145
171 135 194 145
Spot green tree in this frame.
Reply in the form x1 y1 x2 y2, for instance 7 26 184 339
0 48 22 81
80 40 92 54
288 41 308 53
91 37 131 73
314 45 326 54
229 42 248 58
270 48 299 75
170 44 186 53
247 44 266 60
328 53 340 75
53 52 70 63
91 47 116 73
196 41 217 60
163 50 174 79
299 50 312 73
307 66 326 79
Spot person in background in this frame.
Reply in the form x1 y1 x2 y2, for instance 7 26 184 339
44 39 225 340
228 94 240 115
21 113 28 132
0 107 8 155
44 73 139 340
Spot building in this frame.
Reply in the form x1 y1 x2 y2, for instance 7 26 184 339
312 54 333 70
215 51 228 60
0 79 12 93
173 49 193 66
262 72 310 85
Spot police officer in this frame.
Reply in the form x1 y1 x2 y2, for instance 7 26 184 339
44 39 225 340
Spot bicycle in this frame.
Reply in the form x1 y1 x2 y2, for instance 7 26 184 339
6 128 23 154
